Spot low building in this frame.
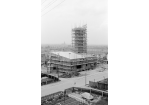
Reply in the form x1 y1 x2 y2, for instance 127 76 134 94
97 53 108 64
49 51 97 73
97 78 108 90
89 78 108 91
41 73 60 86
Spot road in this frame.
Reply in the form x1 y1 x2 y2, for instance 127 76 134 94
41 70 108 97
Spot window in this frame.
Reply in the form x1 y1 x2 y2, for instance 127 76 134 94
76 65 82 69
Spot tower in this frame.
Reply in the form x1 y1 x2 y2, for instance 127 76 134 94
72 24 87 54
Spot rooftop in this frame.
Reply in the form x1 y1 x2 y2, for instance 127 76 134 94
98 78 108 84
73 28 86 30
51 51 94 60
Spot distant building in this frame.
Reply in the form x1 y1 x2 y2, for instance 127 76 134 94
49 51 97 73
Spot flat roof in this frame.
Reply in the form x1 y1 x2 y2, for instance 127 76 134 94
72 27 86 30
41 77 48 80
51 51 94 60
98 78 108 84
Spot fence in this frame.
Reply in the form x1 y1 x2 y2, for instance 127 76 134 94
64 87 108 97
89 81 108 91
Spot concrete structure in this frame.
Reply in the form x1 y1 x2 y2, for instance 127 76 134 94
41 53 46 65
72 25 87 54
49 51 97 73
89 78 108 91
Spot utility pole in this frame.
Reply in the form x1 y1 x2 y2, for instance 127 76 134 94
62 55 63 73
57 53 59 79
64 90 66 104
46 60 48 74
46 54 49 74
85 53 87 86
69 53 71 76
85 70 86 85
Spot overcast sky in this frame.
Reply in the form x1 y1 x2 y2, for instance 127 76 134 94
41 0 108 45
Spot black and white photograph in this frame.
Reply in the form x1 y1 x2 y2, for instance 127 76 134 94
41 0 108 105
1 0 149 105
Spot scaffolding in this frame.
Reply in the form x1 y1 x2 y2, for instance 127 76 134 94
72 25 87 54
49 52 97 73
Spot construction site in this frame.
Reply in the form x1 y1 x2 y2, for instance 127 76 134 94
41 0 109 104
42 25 98 75
49 51 97 73
41 24 108 105
72 25 87 54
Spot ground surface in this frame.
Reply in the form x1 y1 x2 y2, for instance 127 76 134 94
41 64 108 76
41 66 108 97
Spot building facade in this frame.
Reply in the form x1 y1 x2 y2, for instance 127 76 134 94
49 51 97 73
89 78 108 91
41 53 46 65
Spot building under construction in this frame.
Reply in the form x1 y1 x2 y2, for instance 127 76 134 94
49 51 97 73
48 24 97 74
72 25 87 54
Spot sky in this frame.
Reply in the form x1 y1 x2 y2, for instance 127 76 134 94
41 0 108 45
